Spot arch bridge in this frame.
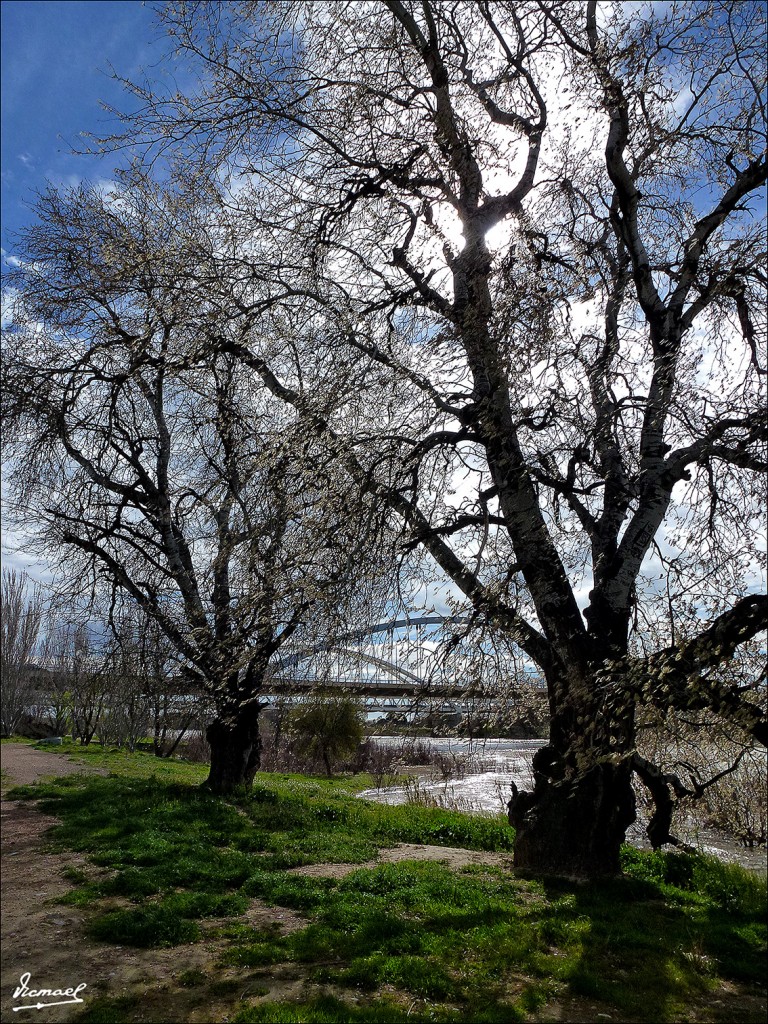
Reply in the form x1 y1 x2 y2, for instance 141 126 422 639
268 615 542 706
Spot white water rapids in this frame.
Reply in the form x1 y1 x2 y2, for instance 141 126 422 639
359 737 767 874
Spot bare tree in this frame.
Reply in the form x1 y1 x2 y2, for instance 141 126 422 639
97 0 768 876
93 641 153 753
107 602 207 757
33 665 72 738
60 621 109 745
0 569 45 736
2 177 391 792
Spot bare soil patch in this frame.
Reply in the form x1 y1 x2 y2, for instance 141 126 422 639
0 744 307 1023
1 743 106 788
289 841 515 879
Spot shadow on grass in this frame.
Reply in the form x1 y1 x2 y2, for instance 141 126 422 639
531 864 767 1022
224 856 766 1022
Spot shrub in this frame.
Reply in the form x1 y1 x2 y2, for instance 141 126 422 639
286 694 364 776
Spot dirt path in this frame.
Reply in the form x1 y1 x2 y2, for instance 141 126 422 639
1 744 109 788
289 842 515 878
0 744 261 1023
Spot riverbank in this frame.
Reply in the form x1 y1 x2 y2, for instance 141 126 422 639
358 736 768 875
1 740 766 1023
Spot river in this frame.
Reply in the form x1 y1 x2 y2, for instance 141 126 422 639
359 736 768 874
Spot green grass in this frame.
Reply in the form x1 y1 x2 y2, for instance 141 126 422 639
231 993 478 1022
6 741 767 1023
70 995 141 1023
263 861 543 1008
30 736 211 782
177 968 207 988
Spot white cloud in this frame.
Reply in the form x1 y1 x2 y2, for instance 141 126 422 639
1 286 21 328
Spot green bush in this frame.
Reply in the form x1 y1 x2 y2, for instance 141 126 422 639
287 695 364 776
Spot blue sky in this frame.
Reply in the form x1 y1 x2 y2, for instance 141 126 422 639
1 0 161 254
1 1 164 578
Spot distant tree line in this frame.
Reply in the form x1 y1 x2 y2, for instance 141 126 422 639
1 570 208 755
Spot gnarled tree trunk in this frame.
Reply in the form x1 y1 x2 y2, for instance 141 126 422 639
205 708 261 794
509 673 637 878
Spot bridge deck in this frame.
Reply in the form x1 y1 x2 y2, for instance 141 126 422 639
265 677 543 700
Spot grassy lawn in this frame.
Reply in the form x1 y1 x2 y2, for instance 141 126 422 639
6 740 767 1023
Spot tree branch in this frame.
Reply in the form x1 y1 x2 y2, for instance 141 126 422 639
618 595 768 746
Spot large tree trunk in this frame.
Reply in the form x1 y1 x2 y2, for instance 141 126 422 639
509 681 637 878
205 708 261 794
510 748 636 878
